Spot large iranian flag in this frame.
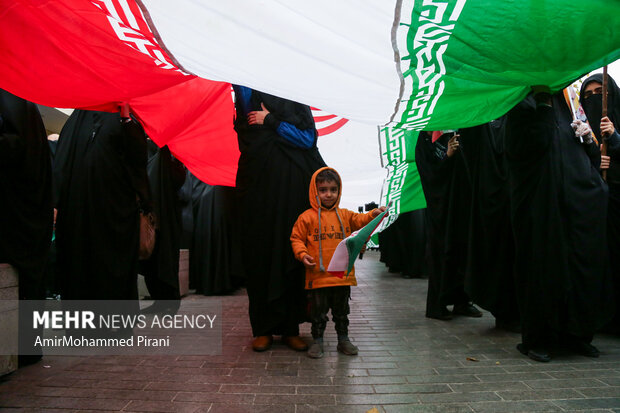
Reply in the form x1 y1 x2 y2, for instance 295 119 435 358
1 0 619 211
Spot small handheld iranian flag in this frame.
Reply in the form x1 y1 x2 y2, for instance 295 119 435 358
327 203 391 278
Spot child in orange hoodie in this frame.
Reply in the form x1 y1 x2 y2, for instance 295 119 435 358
290 167 385 358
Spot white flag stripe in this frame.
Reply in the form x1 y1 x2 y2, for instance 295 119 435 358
140 0 402 124
315 116 345 129
312 108 343 125
317 121 385 210
117 0 140 31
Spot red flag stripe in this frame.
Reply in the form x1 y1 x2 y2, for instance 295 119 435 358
0 0 238 186
317 118 349 136
313 114 338 122
312 107 349 136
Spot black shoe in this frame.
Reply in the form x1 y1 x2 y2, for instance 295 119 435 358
569 341 600 358
517 343 551 363
453 303 483 318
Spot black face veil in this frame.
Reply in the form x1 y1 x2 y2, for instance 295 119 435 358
580 73 620 140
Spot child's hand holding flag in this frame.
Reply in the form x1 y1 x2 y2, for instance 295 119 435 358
327 204 390 278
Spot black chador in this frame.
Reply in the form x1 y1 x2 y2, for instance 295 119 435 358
0 90 53 366
234 89 325 337
506 93 613 355
415 131 474 320
187 174 244 296
459 119 519 328
0 89 53 300
379 209 427 278
580 73 620 333
54 110 151 300
139 141 186 308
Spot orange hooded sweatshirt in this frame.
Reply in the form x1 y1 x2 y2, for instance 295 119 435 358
290 167 377 289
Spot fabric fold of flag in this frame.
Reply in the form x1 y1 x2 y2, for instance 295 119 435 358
1 0 619 188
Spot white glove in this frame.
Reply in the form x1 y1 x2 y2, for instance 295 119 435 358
571 120 593 144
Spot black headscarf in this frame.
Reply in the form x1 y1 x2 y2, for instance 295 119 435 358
580 73 620 142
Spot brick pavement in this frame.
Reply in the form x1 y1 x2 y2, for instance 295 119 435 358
1 251 620 412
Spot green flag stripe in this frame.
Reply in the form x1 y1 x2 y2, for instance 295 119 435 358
377 0 620 234
379 127 426 232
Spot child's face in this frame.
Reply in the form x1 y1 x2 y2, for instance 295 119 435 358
317 180 339 208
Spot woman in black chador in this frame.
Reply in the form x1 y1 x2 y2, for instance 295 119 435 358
415 131 482 321
54 109 151 301
580 73 620 334
186 174 244 296
0 90 53 299
506 90 613 362
458 119 520 331
233 86 325 352
140 141 186 313
0 89 53 366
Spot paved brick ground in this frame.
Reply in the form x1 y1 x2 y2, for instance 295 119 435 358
1 251 620 412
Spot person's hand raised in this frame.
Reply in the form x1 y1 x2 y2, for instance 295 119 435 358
446 135 460 157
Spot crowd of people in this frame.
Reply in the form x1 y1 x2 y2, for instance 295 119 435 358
404 74 620 362
0 71 618 366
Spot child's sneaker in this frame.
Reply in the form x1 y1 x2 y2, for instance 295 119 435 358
337 339 358 355
308 341 324 359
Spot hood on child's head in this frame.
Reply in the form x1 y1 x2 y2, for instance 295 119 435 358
309 166 342 211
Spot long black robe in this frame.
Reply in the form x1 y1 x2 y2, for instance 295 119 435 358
44 138 60 298
581 74 620 333
415 132 472 319
178 170 194 250
48 139 58 162
235 90 325 337
188 175 244 295
459 119 519 324
54 110 150 300
140 142 185 301
378 209 427 278
506 94 613 348
0 90 53 300
0 91 53 364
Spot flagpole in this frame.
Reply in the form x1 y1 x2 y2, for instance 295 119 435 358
602 66 609 181
603 66 609 117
